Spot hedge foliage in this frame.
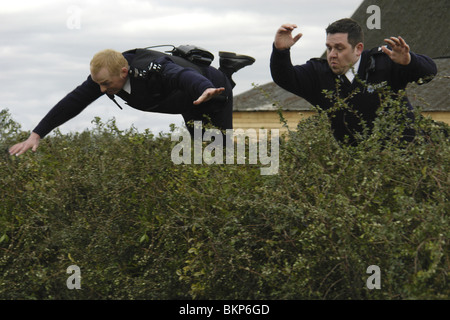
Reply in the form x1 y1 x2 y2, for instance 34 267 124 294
0 86 449 299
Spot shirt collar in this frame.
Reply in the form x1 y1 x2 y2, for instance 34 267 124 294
122 77 131 94
345 56 361 83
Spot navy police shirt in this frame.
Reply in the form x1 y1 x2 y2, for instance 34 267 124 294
270 44 437 143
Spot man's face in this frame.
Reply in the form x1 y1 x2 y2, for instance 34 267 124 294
326 33 363 75
91 67 128 95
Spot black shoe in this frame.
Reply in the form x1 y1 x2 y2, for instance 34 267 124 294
219 52 255 73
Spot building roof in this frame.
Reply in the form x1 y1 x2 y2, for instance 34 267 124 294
408 58 449 111
234 0 450 112
347 0 449 59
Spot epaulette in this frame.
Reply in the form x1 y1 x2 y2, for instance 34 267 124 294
126 47 207 81
128 61 162 80
369 46 389 56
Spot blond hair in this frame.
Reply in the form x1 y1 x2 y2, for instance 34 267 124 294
90 49 128 76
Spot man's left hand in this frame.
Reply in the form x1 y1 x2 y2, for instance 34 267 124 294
193 87 225 105
382 36 411 65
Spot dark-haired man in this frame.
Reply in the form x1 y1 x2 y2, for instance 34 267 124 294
270 18 437 145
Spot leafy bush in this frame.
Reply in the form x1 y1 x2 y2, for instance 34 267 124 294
0 82 448 300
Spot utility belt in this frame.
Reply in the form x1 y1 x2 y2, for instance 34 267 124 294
124 45 214 79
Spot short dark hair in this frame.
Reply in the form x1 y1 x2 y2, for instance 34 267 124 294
326 18 364 48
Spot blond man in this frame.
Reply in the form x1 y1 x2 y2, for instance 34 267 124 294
10 47 254 156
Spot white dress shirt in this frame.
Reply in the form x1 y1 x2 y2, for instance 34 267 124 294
345 56 361 83
123 77 131 94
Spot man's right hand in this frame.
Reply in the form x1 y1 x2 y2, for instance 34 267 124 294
274 23 303 50
9 132 41 156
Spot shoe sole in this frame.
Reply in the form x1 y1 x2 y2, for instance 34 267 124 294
219 51 255 62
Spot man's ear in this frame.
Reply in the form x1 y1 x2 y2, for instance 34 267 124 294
355 42 364 56
120 67 129 78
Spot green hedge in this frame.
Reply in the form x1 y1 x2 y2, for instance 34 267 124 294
0 93 449 299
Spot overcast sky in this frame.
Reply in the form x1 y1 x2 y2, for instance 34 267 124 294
1 0 363 135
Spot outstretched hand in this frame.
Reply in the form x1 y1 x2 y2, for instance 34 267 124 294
193 87 225 105
274 23 303 50
9 132 41 156
382 36 411 65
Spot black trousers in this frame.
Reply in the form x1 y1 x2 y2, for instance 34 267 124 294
181 66 234 137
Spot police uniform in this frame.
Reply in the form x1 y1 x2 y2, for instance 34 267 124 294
33 49 234 138
270 44 438 144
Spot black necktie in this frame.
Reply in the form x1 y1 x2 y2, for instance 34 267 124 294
340 75 352 88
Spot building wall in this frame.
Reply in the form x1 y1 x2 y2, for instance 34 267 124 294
232 111 315 133
422 112 450 126
233 111 450 132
